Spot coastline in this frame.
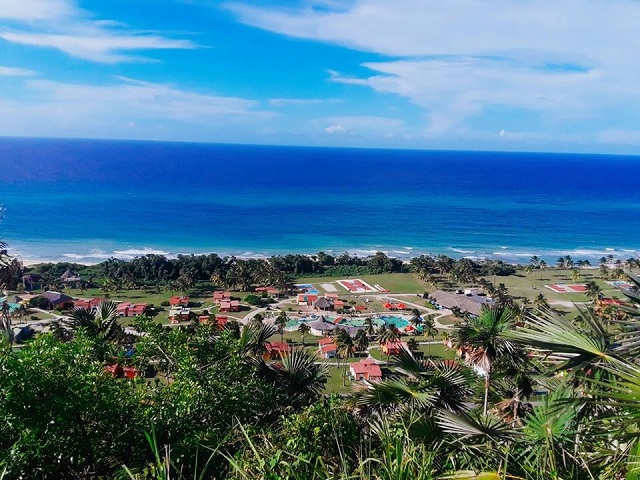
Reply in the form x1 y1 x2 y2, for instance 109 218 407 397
9 240 638 267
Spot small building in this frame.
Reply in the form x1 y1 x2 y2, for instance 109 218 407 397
333 299 345 310
264 341 291 360
170 295 190 306
169 307 190 323
198 314 211 324
215 315 228 328
313 296 334 311
219 300 240 312
297 293 319 306
308 316 337 336
117 302 148 317
381 341 408 357
21 274 43 291
41 291 74 308
60 269 81 283
429 290 493 317
350 358 383 382
213 291 232 303
318 337 338 358
74 297 104 310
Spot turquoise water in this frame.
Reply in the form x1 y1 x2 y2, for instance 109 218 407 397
1 138 640 264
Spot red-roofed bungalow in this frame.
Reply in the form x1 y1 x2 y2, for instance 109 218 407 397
74 297 104 310
219 300 240 312
117 302 148 317
334 300 345 309
381 341 408 356
216 315 228 328
297 294 319 306
198 314 211 324
213 291 232 303
170 296 190 306
355 305 367 311
264 341 292 360
350 358 382 382
318 337 338 358
600 298 624 306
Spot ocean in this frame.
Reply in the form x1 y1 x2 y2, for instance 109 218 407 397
1 137 639 265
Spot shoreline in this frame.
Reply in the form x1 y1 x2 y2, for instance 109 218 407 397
9 241 638 267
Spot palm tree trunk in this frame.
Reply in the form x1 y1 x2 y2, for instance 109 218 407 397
483 367 491 415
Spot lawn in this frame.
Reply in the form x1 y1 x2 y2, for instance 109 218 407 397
296 273 426 295
325 366 354 394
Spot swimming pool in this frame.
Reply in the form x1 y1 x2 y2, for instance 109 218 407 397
378 315 410 329
284 314 411 331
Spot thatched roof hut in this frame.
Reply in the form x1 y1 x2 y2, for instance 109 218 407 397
60 269 81 282
312 296 334 311
308 315 336 336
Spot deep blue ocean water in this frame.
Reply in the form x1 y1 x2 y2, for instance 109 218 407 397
1 137 639 264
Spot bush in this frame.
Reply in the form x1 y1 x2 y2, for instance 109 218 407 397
30 315 39 321
160 300 170 307
244 294 262 306
29 296 52 310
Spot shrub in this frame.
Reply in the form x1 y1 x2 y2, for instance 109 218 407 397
160 300 170 307
244 294 262 306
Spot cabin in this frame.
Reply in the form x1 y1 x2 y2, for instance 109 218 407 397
215 315 228 328
350 358 383 382
318 337 338 358
381 341 408 356
117 302 148 317
213 291 232 303
41 291 74 308
219 300 240 312
263 341 291 360
169 307 190 323
169 296 190 307
297 293 319 306
73 297 104 310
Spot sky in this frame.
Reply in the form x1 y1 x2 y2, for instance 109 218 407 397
1 0 640 153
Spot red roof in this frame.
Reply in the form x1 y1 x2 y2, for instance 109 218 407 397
74 297 104 309
265 342 291 354
170 296 189 306
213 291 232 302
320 343 337 353
601 298 624 305
351 358 382 380
355 305 367 311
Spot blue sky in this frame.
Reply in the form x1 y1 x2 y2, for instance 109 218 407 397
2 0 640 153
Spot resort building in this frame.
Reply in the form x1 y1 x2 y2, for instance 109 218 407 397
313 296 334 311
255 286 281 297
117 302 148 317
350 358 383 382
41 291 74 308
297 293 319 306
169 307 190 323
308 316 337 336
318 337 338 358
213 291 232 303
169 295 190 306
381 341 408 356
197 314 211 324
60 269 81 283
263 342 291 360
215 315 228 328
73 297 104 310
429 290 493 317
219 300 240 312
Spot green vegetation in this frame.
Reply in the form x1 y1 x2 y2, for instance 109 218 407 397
3 247 640 478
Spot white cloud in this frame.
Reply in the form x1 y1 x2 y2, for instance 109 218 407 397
228 1 640 138
0 65 35 76
0 77 272 140
325 124 349 134
0 31 197 63
0 0 76 21
597 130 640 145
0 0 197 62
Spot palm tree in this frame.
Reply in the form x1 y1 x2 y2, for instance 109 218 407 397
422 318 438 356
354 329 369 355
585 280 602 301
534 293 549 310
363 317 377 340
409 309 423 337
297 322 310 347
64 301 124 360
335 329 355 386
262 349 328 408
274 311 288 343
451 305 521 415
